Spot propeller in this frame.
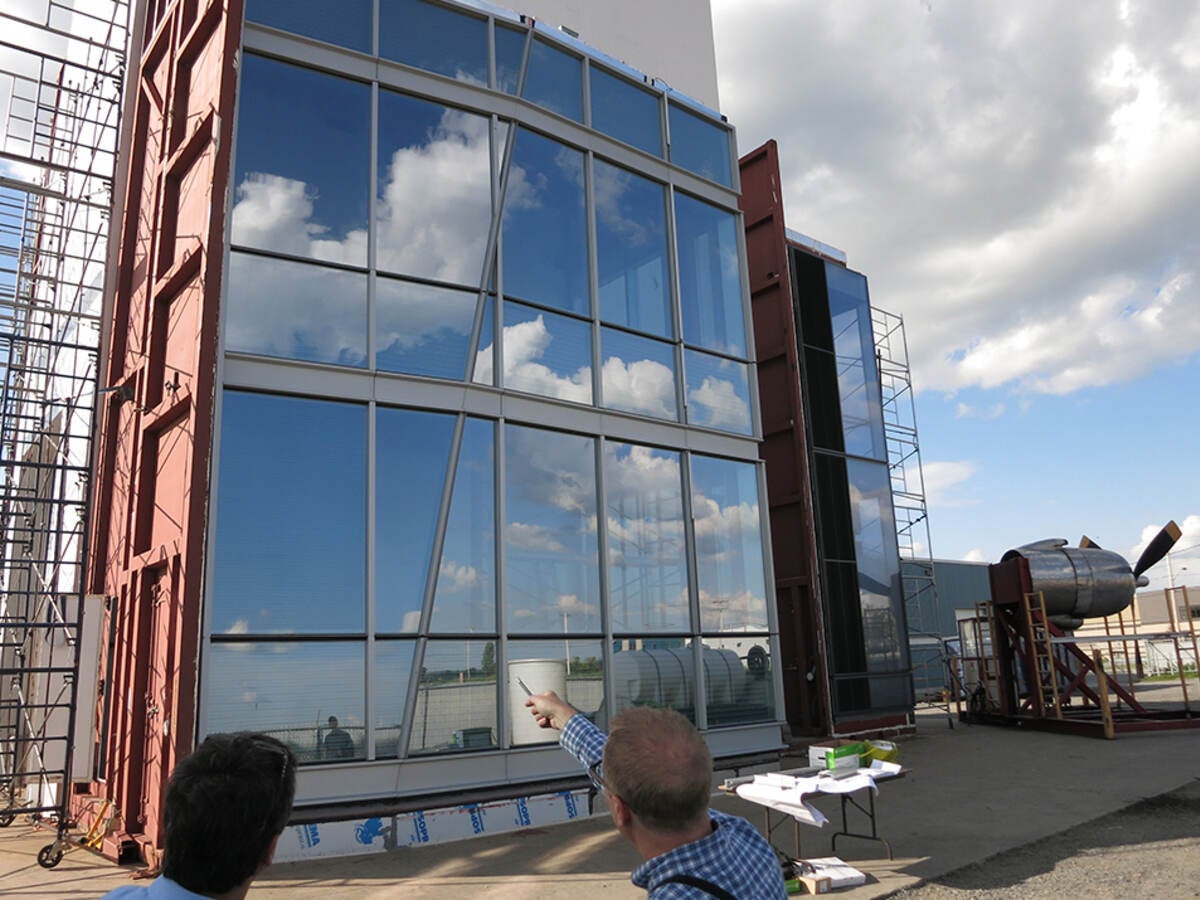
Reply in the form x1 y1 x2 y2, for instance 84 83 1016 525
1132 520 1182 577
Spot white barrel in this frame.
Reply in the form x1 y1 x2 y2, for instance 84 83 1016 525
509 658 568 746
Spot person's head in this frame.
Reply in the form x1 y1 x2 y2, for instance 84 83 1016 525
161 732 296 896
601 706 712 834
328 716 338 729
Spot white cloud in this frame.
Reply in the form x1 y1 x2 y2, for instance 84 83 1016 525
601 355 676 418
712 1 1200 397
438 560 480 592
507 521 566 553
921 460 977 509
962 548 989 563
687 376 751 431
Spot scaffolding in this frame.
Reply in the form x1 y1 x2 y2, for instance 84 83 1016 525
0 0 129 865
872 307 951 711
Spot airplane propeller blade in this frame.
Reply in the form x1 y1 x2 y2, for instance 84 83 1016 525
1132 520 1183 577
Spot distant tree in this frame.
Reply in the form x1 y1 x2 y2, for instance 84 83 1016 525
481 641 496 677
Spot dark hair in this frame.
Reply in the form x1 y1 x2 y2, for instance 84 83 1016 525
161 732 296 894
603 706 711 832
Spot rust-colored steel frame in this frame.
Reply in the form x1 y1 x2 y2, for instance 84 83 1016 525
79 0 243 864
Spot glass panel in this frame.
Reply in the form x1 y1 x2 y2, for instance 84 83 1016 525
408 640 497 754
611 641 694 722
379 0 487 85
848 459 907 674
674 192 746 357
373 640 416 758
501 129 588 314
521 37 582 122
827 264 885 460
504 426 600 633
376 278 478 379
377 91 492 285
684 349 752 435
690 455 768 632
595 160 670 337
430 418 495 632
804 348 845 452
212 392 365 634
376 408 457 633
499 302 592 404
232 55 369 266
824 561 867 677
591 67 661 157
245 0 371 53
205 642 365 765
471 295 495 385
600 328 677 421
604 443 688 633
226 252 367 367
668 101 732 187
495 23 527 94
700 637 775 726
508 640 604 743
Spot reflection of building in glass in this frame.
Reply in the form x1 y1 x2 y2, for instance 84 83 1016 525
78 0 781 861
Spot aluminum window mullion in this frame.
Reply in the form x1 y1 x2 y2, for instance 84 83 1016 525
664 183 687 422
365 401 377 758
680 450 706 730
494 417 509 746
595 435 615 725
584 150 602 407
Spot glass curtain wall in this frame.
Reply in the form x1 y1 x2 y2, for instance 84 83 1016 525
207 0 775 776
792 250 911 714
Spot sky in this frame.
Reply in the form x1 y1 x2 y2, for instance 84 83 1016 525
710 0 1200 590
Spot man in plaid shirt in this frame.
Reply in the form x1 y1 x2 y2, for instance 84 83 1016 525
526 691 787 899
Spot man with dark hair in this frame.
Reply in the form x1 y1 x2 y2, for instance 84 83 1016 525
322 716 354 760
526 691 787 899
103 732 296 900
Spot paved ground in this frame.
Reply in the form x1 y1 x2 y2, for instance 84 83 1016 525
2 679 1198 898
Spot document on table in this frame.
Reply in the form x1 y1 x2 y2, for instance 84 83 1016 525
735 778 829 827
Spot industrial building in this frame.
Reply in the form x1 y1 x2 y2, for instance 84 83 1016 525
1 0 929 863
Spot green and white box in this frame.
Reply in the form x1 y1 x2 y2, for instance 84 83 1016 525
807 740 865 771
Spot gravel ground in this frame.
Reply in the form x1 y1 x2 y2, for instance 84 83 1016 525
892 779 1200 899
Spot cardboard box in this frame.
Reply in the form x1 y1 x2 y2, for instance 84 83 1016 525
807 739 865 771
800 857 866 889
787 874 832 894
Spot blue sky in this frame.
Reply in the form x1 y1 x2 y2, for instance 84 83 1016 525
711 0 1200 589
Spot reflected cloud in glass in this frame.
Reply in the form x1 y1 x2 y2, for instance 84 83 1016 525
522 38 582 122
205 642 365 765
603 443 688 633
379 0 488 84
595 160 670 338
485 302 592 404
376 408 456 633
377 92 493 286
505 426 600 633
675 192 745 358
502 129 588 314
226 252 367 367
212 392 365 635
495 23 527 95
690 455 768 632
848 460 905 672
376 277 478 379
684 349 752 435
408 640 497 755
232 55 369 266
430 418 495 633
600 328 677 421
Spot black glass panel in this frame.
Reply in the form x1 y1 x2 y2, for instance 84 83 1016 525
791 248 832 351
804 347 845 452
814 452 853 560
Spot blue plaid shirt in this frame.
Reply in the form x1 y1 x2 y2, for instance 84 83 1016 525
561 715 787 899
